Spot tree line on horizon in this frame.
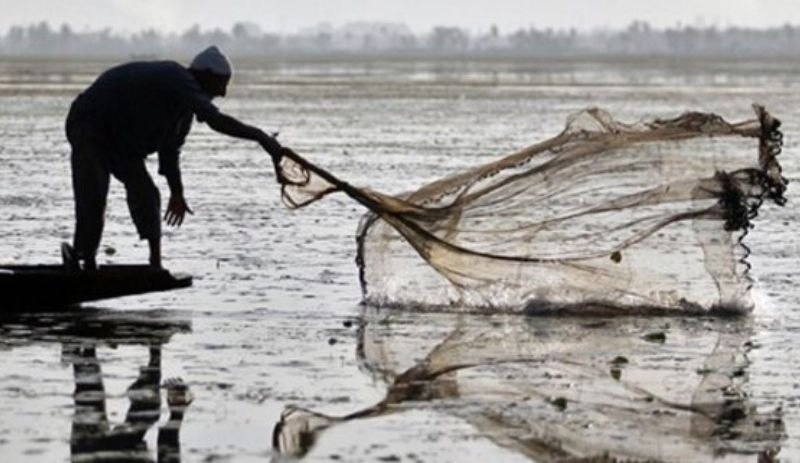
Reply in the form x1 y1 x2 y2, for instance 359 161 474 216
1 20 799 57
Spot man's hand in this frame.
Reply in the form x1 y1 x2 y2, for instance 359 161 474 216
258 133 293 185
165 195 194 227
259 132 283 159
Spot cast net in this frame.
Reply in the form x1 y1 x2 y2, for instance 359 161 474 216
272 105 786 313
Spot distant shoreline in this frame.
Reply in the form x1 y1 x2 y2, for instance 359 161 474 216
1 52 799 61
2 21 800 60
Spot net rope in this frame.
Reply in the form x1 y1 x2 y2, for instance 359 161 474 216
270 105 786 313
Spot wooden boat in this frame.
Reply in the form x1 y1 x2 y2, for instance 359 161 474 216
0 265 192 310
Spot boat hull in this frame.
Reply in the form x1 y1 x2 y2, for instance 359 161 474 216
0 265 192 310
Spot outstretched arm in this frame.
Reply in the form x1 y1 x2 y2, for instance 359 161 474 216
205 112 282 158
157 377 193 463
204 111 288 184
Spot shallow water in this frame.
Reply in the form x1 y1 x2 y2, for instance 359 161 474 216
0 56 798 461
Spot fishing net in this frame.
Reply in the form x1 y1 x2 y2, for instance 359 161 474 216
272 105 786 313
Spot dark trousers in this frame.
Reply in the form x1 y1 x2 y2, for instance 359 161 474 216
67 112 161 260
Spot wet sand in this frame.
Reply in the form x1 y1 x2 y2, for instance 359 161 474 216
0 57 798 461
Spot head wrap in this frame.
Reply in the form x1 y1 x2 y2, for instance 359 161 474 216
189 46 233 76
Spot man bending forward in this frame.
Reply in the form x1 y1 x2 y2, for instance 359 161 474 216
64 46 281 270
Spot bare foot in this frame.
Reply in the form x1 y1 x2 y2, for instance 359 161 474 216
60 242 80 272
83 257 97 271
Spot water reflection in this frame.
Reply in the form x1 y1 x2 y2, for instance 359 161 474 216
0 310 192 462
274 310 785 461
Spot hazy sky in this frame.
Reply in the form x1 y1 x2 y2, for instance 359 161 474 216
1 0 799 34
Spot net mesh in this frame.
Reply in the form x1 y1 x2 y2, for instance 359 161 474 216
273 105 786 313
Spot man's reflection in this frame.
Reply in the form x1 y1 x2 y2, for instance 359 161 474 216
67 343 192 462
158 378 194 463
0 310 192 463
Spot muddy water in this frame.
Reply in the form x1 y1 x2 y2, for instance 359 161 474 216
0 57 798 461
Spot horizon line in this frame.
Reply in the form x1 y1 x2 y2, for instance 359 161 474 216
3 18 800 36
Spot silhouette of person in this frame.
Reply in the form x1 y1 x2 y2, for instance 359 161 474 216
158 378 194 463
62 45 285 271
67 343 193 462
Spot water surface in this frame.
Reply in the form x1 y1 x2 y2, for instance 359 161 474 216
0 56 798 461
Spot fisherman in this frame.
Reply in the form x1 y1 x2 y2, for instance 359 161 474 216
62 46 283 271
